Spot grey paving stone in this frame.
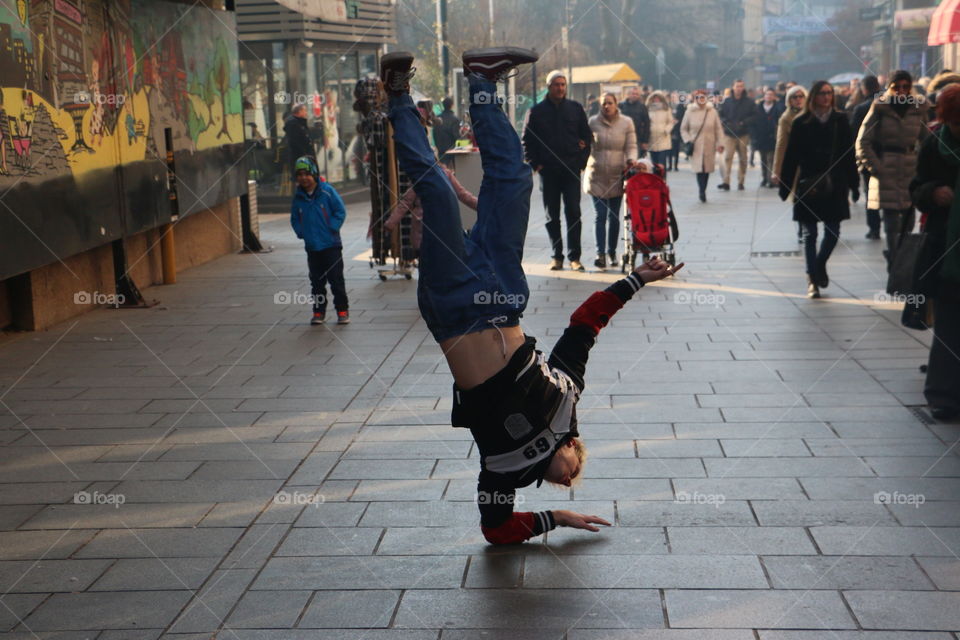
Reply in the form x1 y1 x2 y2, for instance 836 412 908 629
394 588 663 629
189 632 433 640
572 479 672 501
672 478 805 500
845 590 960 631
76 527 244 558
22 591 192 631
220 523 289 570
359 501 478 527
196 500 264 527
20 503 213 529
524 554 767 588
811 526 960 556
866 456 960 477
344 441 471 459
464 554 522 588
330 459 435 480
351 480 447 502
275 527 382 556
581 457 706 478
0 559 110 592
759 633 953 640
253 555 466 590
705 457 876 477
763 555 933 590
0 594 52 631
225 590 312 629
0 530 95 560
801 477 960 501
0 505 43 530
665 589 855 629
752 500 896 526
298 590 400 628
915 556 960 589
292 501 368 527
570 632 754 640
667 526 815 555
633 439 723 457
719 438 811 457
90 557 219 591
887 501 960 526
377 527 504 556
190 459 300 480
167 569 257 633
805 438 950 457
675 422 834 439
618 500 756 526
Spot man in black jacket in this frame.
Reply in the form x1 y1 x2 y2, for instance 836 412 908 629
284 104 314 175
523 70 592 272
753 89 785 187
849 75 883 239
433 97 460 165
619 86 651 155
718 79 757 190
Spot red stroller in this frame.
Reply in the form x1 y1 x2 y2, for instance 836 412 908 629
620 163 679 273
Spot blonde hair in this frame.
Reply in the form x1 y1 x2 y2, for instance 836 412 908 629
546 437 588 488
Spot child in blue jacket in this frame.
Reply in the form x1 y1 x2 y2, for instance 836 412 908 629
290 156 350 325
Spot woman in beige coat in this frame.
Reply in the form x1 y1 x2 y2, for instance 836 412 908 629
680 90 724 202
646 90 675 169
585 92 638 269
772 85 808 242
855 70 930 264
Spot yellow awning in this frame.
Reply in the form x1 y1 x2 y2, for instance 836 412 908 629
569 63 642 85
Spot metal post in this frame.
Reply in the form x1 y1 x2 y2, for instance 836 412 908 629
488 0 494 46
441 0 449 95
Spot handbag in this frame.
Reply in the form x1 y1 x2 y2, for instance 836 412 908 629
683 111 708 157
886 232 937 296
796 117 839 202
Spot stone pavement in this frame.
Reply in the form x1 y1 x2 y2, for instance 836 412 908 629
0 161 958 639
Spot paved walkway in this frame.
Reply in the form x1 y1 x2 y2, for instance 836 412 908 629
0 161 958 639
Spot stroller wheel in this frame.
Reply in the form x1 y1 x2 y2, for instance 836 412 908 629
665 252 676 267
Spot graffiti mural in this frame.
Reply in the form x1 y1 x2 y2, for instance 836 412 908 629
0 0 246 281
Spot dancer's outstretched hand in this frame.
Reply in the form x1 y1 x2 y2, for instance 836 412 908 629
635 257 684 283
553 510 612 532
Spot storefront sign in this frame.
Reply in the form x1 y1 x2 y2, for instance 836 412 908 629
860 6 883 21
763 16 831 36
894 7 935 30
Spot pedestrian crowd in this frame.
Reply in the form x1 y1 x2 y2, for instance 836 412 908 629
282 65 960 424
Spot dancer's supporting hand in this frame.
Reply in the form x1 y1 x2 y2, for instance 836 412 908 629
635 257 685 283
553 510 612 532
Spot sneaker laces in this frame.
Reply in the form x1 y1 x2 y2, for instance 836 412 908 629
386 67 416 92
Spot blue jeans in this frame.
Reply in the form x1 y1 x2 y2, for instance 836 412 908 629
388 81 532 343
592 195 622 257
800 220 841 275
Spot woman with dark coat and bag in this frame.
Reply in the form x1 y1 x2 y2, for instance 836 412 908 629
779 80 860 298
908 83 960 421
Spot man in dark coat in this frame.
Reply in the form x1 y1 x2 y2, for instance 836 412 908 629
718 79 758 190
849 75 883 239
523 70 592 271
284 104 314 175
433 97 461 165
619 87 650 155
753 89 785 187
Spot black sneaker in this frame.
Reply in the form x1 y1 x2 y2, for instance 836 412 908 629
718 183 730 191
594 256 606 269
380 51 415 97
462 47 538 83
737 183 745 191
865 230 880 240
